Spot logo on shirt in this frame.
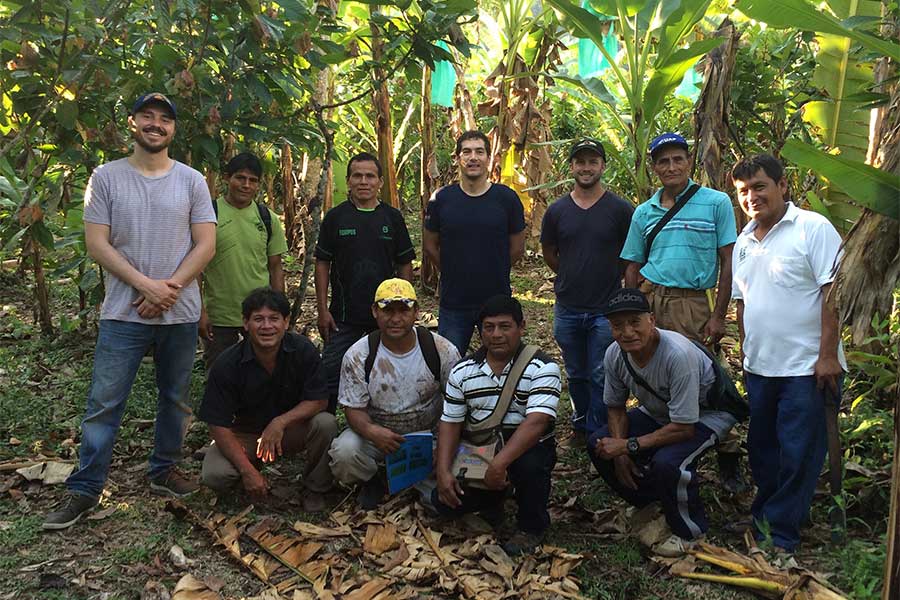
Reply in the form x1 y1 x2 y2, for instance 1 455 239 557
738 246 747 263
339 228 357 237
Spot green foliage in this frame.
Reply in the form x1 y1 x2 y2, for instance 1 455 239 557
829 538 886 599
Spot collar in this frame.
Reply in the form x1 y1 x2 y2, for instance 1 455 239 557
740 200 798 235
648 179 697 208
239 331 298 364
476 342 526 377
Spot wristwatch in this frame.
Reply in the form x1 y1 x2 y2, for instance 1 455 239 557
626 437 640 456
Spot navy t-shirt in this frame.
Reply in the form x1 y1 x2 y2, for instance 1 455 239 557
540 191 634 312
315 202 415 327
424 183 525 310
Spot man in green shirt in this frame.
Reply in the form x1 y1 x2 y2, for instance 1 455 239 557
200 152 289 368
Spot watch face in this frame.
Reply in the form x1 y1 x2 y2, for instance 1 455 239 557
627 439 639 453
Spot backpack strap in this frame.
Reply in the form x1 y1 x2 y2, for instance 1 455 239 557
212 198 218 218
363 331 381 384
256 202 272 242
467 344 539 434
415 326 441 382
644 183 700 258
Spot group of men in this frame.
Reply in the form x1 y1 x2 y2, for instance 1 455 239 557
42 91 844 561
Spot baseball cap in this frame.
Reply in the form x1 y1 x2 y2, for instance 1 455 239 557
569 138 606 161
602 288 651 316
131 92 177 119
374 278 417 309
648 133 688 159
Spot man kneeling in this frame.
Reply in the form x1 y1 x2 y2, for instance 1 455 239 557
588 288 738 556
434 296 561 556
199 288 338 511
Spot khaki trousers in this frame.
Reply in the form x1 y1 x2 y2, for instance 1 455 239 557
201 412 338 493
328 428 384 486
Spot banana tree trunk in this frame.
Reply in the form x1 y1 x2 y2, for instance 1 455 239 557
371 5 400 208
420 67 439 291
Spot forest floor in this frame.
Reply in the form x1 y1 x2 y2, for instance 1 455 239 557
0 243 887 599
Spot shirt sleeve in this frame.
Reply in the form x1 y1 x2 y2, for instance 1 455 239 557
602 344 630 407
189 170 216 224
524 360 561 418
314 209 336 261
539 202 558 246
438 338 462 387
266 208 289 257
441 364 468 423
805 216 843 287
391 209 416 264
299 341 328 402
338 341 370 409
714 192 738 247
423 189 442 232
83 168 111 225
619 206 647 263
198 362 240 427
507 189 526 234
665 352 701 424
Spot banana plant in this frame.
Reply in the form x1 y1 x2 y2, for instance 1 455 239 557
547 0 726 199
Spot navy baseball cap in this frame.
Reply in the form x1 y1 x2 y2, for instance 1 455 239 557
569 138 606 161
602 288 651 316
131 92 177 119
648 132 688 158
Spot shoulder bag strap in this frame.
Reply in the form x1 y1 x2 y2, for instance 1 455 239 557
468 344 539 433
644 183 701 257
621 351 668 404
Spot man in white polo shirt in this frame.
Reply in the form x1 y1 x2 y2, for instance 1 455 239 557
731 154 845 555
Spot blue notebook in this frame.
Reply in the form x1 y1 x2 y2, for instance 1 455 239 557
385 432 434 494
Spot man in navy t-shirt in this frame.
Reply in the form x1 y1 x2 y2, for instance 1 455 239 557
423 131 526 354
541 138 633 440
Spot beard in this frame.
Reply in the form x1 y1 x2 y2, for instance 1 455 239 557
133 129 170 154
574 173 602 189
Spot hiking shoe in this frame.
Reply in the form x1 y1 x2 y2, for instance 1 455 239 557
502 531 544 556
302 491 327 513
150 469 199 498
653 534 703 558
358 477 385 510
42 494 99 530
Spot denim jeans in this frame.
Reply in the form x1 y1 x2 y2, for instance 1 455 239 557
437 306 483 356
66 319 198 498
552 303 614 435
321 322 372 413
745 373 839 551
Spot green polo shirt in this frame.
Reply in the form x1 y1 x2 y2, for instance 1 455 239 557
204 198 289 327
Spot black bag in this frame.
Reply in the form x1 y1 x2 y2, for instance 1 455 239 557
621 340 749 422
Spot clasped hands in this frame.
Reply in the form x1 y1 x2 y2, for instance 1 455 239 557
132 278 182 318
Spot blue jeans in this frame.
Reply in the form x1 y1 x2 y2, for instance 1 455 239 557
66 320 198 498
552 304 614 435
437 306 482 356
745 373 838 551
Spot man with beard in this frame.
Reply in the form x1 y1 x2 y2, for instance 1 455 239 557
315 153 415 413
423 131 526 355
540 138 633 440
43 93 217 530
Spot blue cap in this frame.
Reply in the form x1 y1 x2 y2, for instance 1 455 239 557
131 92 177 119
649 133 688 158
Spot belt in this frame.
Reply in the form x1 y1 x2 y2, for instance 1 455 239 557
645 282 707 298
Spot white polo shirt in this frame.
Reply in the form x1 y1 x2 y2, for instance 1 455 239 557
732 202 846 377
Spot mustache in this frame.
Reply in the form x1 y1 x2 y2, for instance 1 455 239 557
142 127 166 136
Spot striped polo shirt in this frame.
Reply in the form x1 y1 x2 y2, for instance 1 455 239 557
442 345 561 428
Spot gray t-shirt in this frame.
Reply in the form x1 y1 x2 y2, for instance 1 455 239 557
603 329 735 439
83 158 216 324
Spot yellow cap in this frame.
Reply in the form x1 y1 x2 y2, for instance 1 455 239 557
374 278 417 307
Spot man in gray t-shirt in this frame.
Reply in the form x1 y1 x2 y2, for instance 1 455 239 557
587 288 736 557
43 93 217 531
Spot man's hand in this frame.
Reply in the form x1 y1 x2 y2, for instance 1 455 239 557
483 459 509 491
612 455 641 490
597 437 627 460
199 309 213 341
436 468 464 508
241 467 270 498
368 425 405 454
133 297 163 319
317 309 338 343
138 278 182 309
702 314 726 345
814 355 842 397
257 418 286 463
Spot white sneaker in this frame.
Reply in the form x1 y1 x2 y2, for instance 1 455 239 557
653 534 703 557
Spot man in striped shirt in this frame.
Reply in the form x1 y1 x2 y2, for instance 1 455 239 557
433 295 561 556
